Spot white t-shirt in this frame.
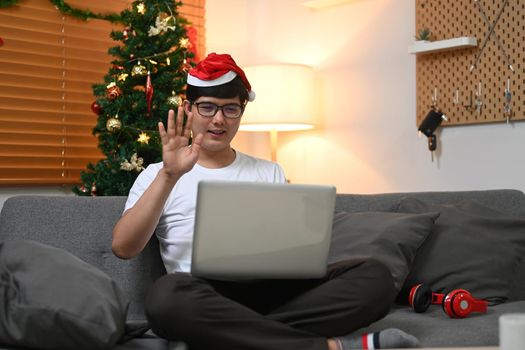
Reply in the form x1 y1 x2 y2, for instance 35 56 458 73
124 151 286 273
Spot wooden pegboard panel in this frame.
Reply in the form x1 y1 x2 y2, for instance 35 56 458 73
415 0 524 127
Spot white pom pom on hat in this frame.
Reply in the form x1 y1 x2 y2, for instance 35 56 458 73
187 53 256 102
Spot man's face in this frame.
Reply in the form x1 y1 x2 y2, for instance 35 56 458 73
185 96 243 155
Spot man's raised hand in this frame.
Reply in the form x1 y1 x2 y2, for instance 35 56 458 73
158 107 202 180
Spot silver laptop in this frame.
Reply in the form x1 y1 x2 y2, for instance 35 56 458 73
191 181 337 279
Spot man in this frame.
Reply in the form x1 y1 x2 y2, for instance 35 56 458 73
112 53 420 350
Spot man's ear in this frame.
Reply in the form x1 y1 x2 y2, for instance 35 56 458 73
183 100 192 115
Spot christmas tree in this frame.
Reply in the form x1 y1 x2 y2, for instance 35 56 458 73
74 0 195 196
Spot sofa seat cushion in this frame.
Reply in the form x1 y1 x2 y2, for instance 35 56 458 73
397 197 525 305
359 301 525 347
0 239 129 350
328 211 439 291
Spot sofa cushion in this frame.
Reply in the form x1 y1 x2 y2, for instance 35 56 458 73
397 197 525 304
0 239 129 350
328 211 439 291
0 195 166 321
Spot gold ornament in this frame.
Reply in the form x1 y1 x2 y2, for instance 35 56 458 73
148 13 176 37
167 92 182 107
120 153 145 172
106 85 122 100
137 132 150 144
131 61 147 76
106 115 122 133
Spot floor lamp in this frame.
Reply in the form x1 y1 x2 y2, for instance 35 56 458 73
239 64 317 162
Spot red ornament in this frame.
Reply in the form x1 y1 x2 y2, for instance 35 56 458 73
145 71 154 116
91 101 102 115
0 37 3 46
123 26 136 40
106 85 122 101
90 182 97 196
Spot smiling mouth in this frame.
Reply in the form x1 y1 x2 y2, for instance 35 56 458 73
208 130 226 135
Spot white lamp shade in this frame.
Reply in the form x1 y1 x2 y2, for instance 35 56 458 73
240 64 317 132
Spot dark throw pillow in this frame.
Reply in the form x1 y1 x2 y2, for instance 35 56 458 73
0 239 129 350
397 197 525 305
328 211 439 291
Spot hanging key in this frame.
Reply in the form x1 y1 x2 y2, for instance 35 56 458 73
504 78 512 123
431 87 438 109
453 89 460 105
428 135 437 162
475 82 483 116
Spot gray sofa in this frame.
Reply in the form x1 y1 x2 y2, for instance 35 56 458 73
1 189 525 349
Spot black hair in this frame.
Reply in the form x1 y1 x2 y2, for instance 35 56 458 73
186 75 249 105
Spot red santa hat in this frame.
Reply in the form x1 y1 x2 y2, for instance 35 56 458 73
187 53 256 102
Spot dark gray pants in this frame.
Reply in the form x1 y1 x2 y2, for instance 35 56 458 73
145 258 396 350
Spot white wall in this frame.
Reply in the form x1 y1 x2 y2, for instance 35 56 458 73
208 0 525 194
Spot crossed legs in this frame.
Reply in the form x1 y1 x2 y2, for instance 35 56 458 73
145 258 396 350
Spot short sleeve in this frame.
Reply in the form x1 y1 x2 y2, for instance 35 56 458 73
123 163 161 213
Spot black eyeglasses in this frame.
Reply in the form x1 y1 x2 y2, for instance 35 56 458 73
192 102 244 119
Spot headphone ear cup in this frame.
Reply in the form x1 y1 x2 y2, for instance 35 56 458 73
442 290 458 317
443 289 475 318
409 284 433 313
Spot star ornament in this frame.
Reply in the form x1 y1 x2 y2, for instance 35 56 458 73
136 3 146 14
137 132 150 144
118 73 129 81
179 38 190 48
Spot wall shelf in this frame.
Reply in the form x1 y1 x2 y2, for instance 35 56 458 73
408 36 477 54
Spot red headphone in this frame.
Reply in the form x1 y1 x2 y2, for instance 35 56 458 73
408 283 488 318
